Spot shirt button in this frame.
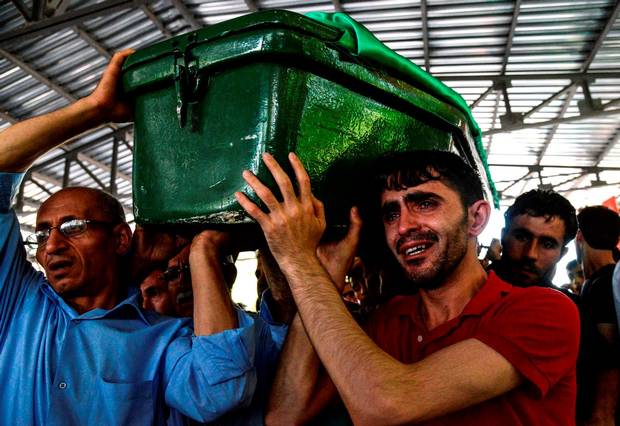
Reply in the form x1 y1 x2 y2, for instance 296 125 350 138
58 382 67 389
417 335 423 342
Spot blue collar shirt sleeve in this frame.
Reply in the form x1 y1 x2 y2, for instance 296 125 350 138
0 172 263 425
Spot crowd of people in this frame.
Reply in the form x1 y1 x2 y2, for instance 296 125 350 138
1 50 620 426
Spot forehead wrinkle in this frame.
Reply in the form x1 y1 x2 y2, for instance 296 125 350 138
510 220 563 244
37 190 108 225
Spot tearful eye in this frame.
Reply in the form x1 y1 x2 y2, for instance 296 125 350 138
513 233 528 242
382 211 400 223
418 201 433 209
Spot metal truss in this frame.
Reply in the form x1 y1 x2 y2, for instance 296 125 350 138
1 0 145 48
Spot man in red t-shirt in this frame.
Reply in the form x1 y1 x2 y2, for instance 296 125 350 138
237 150 579 425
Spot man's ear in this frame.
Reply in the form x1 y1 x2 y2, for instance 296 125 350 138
114 223 132 256
468 200 491 237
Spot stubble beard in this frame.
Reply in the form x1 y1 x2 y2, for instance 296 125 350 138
401 212 469 290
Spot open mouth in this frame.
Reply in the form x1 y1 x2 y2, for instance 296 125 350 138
402 242 434 258
404 244 431 256
47 259 73 272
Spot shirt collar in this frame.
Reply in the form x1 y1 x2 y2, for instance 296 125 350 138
460 271 513 316
41 283 151 324
384 271 514 325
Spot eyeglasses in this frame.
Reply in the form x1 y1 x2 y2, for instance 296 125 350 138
161 255 235 282
162 264 190 282
25 219 115 248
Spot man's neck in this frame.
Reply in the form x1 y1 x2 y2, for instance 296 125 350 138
418 251 488 331
65 287 121 315
583 250 615 279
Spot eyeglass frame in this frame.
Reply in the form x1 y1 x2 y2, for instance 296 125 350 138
161 255 235 282
25 218 117 248
162 264 191 282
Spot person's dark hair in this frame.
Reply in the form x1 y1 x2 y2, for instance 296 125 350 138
370 150 485 208
504 190 577 245
577 206 620 250
566 259 579 271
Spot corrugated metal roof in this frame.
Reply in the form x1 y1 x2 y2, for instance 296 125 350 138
0 0 618 238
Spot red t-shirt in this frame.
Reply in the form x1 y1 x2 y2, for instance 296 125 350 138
366 272 580 426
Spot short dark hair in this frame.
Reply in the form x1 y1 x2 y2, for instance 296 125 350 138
566 259 579 271
504 190 576 245
577 206 620 250
371 150 485 208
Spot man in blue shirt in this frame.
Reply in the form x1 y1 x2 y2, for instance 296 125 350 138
0 49 285 425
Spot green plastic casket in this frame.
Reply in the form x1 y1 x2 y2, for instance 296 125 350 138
122 10 493 227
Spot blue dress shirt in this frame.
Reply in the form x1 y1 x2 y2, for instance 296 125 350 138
0 172 286 425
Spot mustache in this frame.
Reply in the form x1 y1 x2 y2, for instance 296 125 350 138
396 231 439 252
512 260 542 275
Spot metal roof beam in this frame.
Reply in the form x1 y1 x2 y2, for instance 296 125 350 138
485 92 501 152
77 152 131 183
73 26 111 59
469 85 493 110
169 0 201 29
20 196 41 210
499 169 531 194
483 106 620 137
559 180 620 194
31 0 46 21
28 175 54 195
141 4 172 37
244 0 259 12
0 64 133 191
0 52 128 149
439 72 620 82
0 0 145 48
500 0 521 75
522 83 575 119
0 48 76 102
31 171 63 188
536 86 577 165
489 164 620 172
44 0 71 18
0 111 18 123
550 172 588 190
581 1 620 72
30 124 133 172
0 71 131 186
75 157 107 190
595 126 620 166
420 0 430 72
11 0 32 21
604 97 620 109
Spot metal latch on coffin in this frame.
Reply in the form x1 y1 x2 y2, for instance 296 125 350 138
173 39 208 131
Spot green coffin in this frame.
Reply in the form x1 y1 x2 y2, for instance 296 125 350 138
122 10 492 227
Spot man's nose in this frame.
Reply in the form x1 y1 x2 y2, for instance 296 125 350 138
142 297 153 311
43 228 68 254
524 240 539 261
398 210 420 235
